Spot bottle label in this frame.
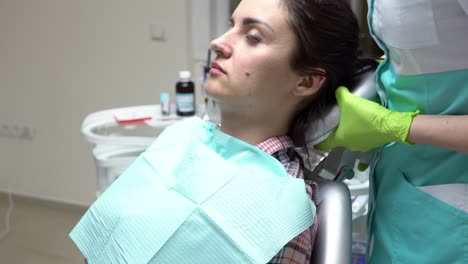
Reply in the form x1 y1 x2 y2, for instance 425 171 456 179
176 93 195 112
161 99 170 116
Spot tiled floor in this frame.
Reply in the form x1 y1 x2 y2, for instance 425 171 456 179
0 193 87 264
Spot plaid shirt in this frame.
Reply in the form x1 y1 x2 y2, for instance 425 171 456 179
257 136 318 264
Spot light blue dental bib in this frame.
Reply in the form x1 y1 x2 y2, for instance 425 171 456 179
70 117 315 264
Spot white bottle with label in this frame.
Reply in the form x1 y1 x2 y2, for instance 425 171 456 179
160 92 170 116
175 71 195 116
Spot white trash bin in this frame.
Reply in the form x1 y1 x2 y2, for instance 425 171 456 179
81 105 185 197
92 145 148 197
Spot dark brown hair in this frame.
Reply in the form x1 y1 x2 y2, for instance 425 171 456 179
281 0 360 146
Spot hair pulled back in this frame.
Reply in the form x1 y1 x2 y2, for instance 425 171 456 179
281 0 362 146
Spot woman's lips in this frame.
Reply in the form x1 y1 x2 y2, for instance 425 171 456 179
210 61 226 75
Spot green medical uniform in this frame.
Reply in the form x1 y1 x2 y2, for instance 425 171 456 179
367 0 468 263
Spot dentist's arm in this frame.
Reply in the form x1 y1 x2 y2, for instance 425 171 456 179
315 86 468 153
408 115 468 153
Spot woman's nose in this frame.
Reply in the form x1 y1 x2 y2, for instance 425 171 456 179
210 33 233 59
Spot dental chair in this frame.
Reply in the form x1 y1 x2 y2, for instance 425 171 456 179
304 59 378 264
309 176 352 264
306 147 354 264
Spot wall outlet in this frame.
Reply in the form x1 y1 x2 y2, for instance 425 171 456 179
0 122 35 139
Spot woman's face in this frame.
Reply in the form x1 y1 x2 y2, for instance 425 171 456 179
205 0 302 115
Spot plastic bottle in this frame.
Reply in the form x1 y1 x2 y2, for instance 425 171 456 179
175 70 195 116
160 92 170 116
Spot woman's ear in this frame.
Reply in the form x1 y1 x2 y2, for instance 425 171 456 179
293 73 326 97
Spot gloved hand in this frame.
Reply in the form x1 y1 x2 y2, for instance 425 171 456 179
315 86 420 152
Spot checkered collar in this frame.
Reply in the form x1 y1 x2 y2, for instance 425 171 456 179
256 136 295 155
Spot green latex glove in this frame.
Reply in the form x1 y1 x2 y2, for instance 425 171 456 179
315 86 420 152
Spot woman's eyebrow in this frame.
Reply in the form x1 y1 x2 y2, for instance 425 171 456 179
229 17 276 33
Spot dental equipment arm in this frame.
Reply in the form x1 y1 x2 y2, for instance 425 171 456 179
315 86 419 152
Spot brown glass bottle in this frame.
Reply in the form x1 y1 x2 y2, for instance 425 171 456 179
175 71 195 116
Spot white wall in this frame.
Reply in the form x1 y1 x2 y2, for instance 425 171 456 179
0 0 194 206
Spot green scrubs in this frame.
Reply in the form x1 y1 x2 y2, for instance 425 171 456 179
367 0 468 263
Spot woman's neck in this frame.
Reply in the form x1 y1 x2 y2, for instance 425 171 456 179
219 112 291 146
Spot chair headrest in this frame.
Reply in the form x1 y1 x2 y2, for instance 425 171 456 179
304 61 379 146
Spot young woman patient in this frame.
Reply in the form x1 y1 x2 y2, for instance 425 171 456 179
70 0 360 263
205 0 358 262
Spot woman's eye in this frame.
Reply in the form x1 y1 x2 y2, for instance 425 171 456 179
245 34 262 43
